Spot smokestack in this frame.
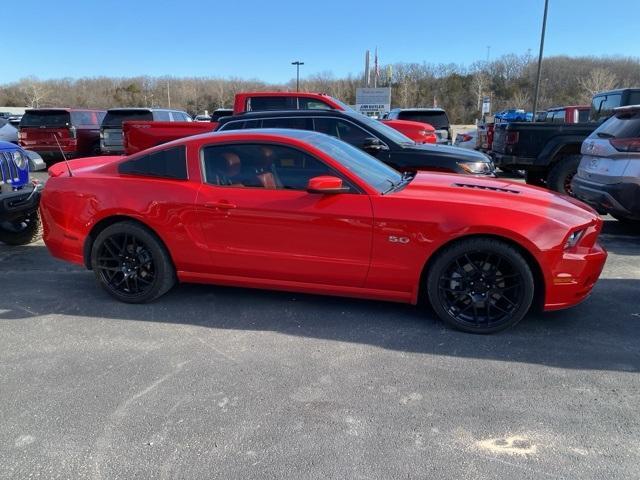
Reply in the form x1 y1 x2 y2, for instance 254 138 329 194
364 50 370 87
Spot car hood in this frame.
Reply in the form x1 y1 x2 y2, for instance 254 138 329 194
400 142 491 162
396 171 599 228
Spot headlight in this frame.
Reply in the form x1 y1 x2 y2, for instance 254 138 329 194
12 150 28 170
564 229 585 250
457 161 494 175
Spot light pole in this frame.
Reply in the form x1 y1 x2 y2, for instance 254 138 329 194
291 61 304 92
532 0 549 122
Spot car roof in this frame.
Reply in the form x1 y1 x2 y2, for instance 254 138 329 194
106 108 186 113
547 105 589 111
24 108 105 113
594 88 640 96
220 109 359 121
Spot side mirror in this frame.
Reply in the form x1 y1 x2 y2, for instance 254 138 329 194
362 137 387 151
307 175 350 194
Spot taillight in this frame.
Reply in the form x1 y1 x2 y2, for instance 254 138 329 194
505 131 519 145
69 126 77 139
610 138 640 152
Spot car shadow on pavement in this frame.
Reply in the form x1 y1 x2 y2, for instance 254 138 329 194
1 244 638 374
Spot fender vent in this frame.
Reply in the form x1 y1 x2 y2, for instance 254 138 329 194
453 183 520 194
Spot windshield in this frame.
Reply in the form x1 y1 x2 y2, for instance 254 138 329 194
301 131 403 193
397 111 449 129
102 110 153 127
355 113 414 144
20 110 71 127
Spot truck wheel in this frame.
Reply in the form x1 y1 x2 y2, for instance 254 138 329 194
90 221 176 303
0 211 42 246
525 171 546 187
425 237 534 334
547 155 581 195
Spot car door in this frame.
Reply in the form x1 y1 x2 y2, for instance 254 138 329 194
196 142 373 287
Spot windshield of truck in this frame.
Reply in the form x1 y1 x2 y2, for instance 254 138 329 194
590 94 622 122
397 110 449 129
102 110 153 127
20 110 71 128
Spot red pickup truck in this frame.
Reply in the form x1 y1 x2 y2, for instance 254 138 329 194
123 92 437 155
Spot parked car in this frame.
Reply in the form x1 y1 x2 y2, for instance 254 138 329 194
0 118 18 143
542 105 590 124
492 88 640 194
380 119 437 144
216 109 495 175
0 141 44 245
101 108 192 154
454 129 477 149
210 108 234 121
494 110 532 123
18 108 106 161
40 129 606 333
572 105 640 225
194 114 212 122
385 108 452 144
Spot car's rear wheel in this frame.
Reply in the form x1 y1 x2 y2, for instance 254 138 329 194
547 155 581 195
90 221 175 303
0 211 42 245
426 238 534 334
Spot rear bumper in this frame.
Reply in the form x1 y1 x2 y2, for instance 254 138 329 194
0 183 42 222
572 176 640 219
492 152 535 167
543 242 607 311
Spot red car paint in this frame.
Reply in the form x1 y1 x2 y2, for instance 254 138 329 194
123 92 436 155
19 108 105 159
41 130 606 312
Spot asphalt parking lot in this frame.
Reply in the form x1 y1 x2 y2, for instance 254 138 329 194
1 206 639 478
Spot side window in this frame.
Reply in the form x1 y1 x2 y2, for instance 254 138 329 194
201 143 352 191
170 112 183 121
578 109 589 123
70 111 94 125
119 146 187 179
219 120 261 131
298 98 332 110
247 97 295 111
261 117 313 129
314 118 371 147
154 111 171 121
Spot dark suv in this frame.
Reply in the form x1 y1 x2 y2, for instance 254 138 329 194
101 108 192 154
216 110 494 175
385 108 452 145
18 108 105 161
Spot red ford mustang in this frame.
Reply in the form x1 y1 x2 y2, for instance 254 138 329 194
40 129 607 333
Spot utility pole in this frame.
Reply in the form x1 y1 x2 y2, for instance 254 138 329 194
532 0 549 122
486 45 491 63
291 61 304 92
167 80 171 108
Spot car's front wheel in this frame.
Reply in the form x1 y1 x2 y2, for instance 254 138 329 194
90 221 176 303
426 238 535 333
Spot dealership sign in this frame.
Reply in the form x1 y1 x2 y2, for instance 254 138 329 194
355 87 391 117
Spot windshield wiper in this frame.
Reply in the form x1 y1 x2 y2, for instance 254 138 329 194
382 173 414 195
382 179 398 195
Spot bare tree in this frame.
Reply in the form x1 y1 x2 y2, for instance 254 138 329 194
578 68 619 102
17 77 51 108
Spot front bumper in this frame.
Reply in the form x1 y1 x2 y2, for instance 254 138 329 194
543 242 607 311
0 183 42 222
572 176 640 219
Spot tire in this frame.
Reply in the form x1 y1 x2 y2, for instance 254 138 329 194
0 211 42 246
90 221 176 303
546 155 581 195
426 237 535 334
525 170 546 187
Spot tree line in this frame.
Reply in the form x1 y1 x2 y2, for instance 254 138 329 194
1 54 638 123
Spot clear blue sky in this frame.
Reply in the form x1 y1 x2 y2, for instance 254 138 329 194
5 0 639 83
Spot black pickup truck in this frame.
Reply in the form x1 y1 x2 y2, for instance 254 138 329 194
492 88 640 194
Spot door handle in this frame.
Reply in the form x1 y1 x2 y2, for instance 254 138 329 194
205 201 237 210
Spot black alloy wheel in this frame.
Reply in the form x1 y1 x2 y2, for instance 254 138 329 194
427 238 534 333
91 221 175 303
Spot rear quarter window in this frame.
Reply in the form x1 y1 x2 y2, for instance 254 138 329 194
594 112 640 139
118 145 188 179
